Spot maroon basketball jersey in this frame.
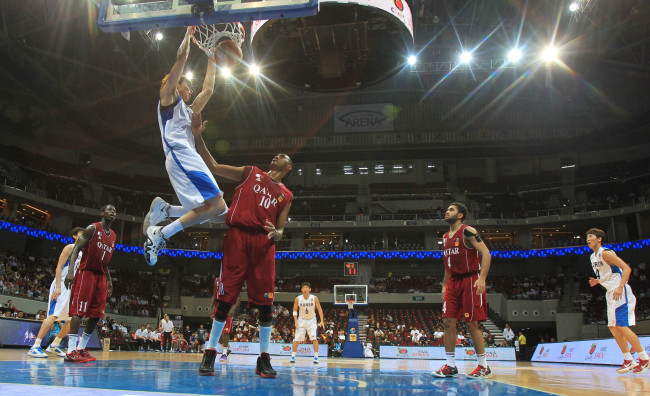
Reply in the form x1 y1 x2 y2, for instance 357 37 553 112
226 166 293 231
443 224 480 276
78 222 116 274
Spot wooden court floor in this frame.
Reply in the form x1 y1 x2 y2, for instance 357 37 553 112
0 349 648 395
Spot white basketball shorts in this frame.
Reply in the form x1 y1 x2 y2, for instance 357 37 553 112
295 317 317 342
47 280 71 321
165 146 223 211
606 284 636 327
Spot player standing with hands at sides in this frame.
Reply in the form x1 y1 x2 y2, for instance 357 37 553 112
143 26 230 266
587 228 648 374
191 113 293 378
28 227 85 358
433 202 492 379
290 282 325 364
63 205 117 363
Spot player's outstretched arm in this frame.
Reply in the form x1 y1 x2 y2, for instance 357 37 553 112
160 26 195 106
191 112 246 181
190 49 217 113
603 250 632 300
465 226 491 294
52 244 74 300
64 225 95 289
315 296 325 329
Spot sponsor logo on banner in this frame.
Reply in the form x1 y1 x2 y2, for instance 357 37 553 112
465 349 476 356
334 104 394 133
283 346 291 351
379 346 515 361
532 337 650 365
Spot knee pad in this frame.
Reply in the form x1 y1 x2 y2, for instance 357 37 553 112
213 301 232 322
257 304 273 327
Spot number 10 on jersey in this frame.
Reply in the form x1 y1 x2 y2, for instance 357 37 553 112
344 262 358 276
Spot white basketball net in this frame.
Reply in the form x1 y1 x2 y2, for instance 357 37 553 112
192 23 245 58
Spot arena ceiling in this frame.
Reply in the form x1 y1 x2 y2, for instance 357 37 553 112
0 0 649 170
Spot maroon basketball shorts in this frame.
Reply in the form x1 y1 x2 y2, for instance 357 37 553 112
442 272 487 323
69 269 107 318
218 227 276 306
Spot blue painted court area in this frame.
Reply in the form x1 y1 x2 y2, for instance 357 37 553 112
0 359 553 396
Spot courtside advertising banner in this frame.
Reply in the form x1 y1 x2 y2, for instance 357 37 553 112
229 342 327 357
532 336 650 365
380 346 516 361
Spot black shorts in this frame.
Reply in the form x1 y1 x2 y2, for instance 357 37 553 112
198 339 205 345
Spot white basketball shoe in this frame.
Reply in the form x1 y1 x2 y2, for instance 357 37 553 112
144 226 167 266
143 197 170 234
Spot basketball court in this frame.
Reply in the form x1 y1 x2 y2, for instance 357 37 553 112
0 350 648 395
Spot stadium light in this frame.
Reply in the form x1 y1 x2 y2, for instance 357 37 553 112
155 32 163 41
185 71 193 80
508 48 522 62
569 2 580 12
459 51 472 63
221 68 231 78
408 55 417 66
249 64 261 76
542 46 558 62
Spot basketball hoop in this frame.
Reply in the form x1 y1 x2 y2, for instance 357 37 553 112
192 23 245 57
346 299 355 310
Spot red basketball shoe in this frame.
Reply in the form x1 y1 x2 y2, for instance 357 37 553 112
633 359 649 374
467 365 492 379
77 349 96 362
64 350 89 363
432 364 459 378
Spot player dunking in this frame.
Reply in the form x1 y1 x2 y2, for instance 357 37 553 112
192 113 293 378
143 26 229 266
63 205 117 363
433 202 492 379
28 227 85 358
586 228 649 374
290 282 325 364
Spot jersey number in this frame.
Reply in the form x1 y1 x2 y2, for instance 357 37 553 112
305 308 309 315
102 250 106 261
78 301 88 312
258 196 271 209
595 269 600 279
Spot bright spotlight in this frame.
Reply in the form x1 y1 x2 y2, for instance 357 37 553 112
407 55 417 66
155 32 163 41
221 68 231 78
508 48 522 62
249 64 260 76
185 71 193 80
542 46 558 62
569 2 579 12
459 51 472 63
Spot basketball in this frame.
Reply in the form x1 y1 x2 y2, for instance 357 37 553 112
215 40 243 68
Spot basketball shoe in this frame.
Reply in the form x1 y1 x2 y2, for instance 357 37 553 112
28 346 48 358
199 349 217 376
219 352 228 363
313 356 319 364
633 359 648 374
617 359 638 373
256 352 277 378
432 364 459 378
144 226 167 266
45 345 67 357
77 349 96 362
143 197 170 233
289 356 295 364
64 350 89 363
467 365 492 379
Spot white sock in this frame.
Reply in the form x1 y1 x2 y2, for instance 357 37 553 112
477 353 487 367
314 352 318 358
77 332 92 350
168 206 186 218
33 338 42 348
638 351 649 360
161 219 183 238
291 351 296 358
446 352 456 367
68 335 78 353
623 352 633 360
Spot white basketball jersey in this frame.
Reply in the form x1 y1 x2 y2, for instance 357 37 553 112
590 247 622 291
56 247 82 290
158 96 195 154
298 294 316 320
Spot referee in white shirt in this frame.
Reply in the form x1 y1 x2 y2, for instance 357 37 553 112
503 323 515 347
161 314 174 352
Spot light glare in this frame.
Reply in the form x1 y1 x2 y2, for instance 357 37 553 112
542 46 558 61
460 51 472 63
221 68 231 78
508 48 522 62
249 64 260 76
185 72 193 80
155 32 163 41
408 55 417 65
569 2 579 12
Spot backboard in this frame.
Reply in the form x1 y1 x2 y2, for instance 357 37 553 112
333 285 368 307
98 0 319 32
